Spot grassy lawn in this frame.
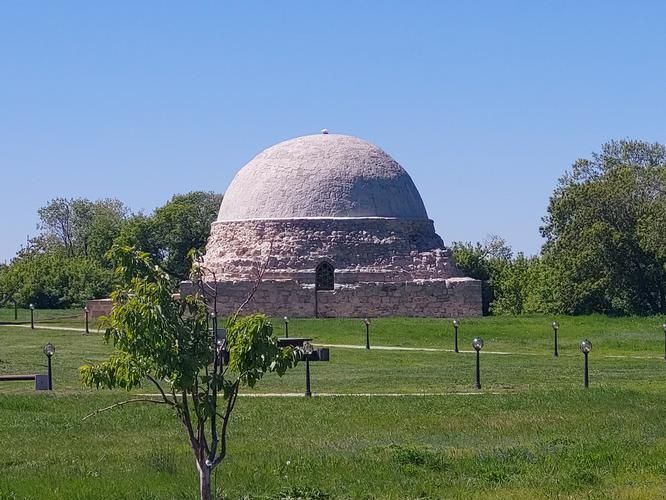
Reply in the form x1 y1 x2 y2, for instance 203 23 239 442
0 307 92 329
2 314 666 498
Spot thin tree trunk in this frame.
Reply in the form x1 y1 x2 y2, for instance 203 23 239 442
198 461 212 500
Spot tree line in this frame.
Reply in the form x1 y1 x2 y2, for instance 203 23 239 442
453 140 666 316
2 139 665 315
0 192 222 308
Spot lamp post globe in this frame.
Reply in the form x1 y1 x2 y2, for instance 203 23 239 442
472 337 483 390
84 306 90 334
580 339 592 388
43 342 56 357
552 321 559 357
215 330 225 349
43 342 55 390
29 303 34 310
303 341 313 397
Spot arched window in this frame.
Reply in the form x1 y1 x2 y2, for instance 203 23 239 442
315 261 334 291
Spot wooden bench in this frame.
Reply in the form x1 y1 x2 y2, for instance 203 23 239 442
0 374 49 390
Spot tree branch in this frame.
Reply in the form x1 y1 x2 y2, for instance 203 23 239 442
213 379 240 467
82 398 171 421
146 374 175 406
180 389 201 463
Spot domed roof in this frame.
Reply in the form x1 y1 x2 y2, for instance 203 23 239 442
217 133 429 221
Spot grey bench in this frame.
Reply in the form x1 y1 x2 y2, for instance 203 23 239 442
0 374 50 390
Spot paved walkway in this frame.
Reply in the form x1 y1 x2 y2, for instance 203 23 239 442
4 324 93 333
138 391 505 398
317 343 525 355
1 324 528 355
4 323 663 360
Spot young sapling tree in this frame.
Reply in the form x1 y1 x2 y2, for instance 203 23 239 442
81 246 300 500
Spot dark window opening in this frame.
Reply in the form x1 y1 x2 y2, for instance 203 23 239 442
315 261 334 291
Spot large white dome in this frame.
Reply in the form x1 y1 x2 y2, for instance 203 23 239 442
217 133 429 221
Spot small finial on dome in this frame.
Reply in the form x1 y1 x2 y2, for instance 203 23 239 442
321 128 329 135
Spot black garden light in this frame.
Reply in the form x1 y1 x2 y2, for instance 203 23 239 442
363 318 370 350
84 307 90 334
552 321 559 357
43 342 55 390
210 313 229 388
580 339 592 388
662 323 666 361
29 303 35 329
472 337 484 390
453 319 460 353
215 327 228 366
284 316 289 338
303 341 313 397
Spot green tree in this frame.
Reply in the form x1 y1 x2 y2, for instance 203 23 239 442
490 253 532 315
452 235 512 315
541 140 666 315
37 197 129 261
80 246 298 500
117 191 223 280
0 252 114 308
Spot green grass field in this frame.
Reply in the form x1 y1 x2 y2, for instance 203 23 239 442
2 312 666 499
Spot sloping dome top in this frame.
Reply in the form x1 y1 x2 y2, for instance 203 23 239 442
217 134 429 221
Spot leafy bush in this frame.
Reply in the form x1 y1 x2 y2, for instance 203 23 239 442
0 252 113 308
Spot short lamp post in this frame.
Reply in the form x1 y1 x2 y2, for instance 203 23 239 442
210 312 217 335
580 339 592 388
43 342 55 390
662 323 666 361
214 326 227 375
13 299 18 321
303 341 313 397
472 337 484 390
29 303 35 329
84 307 90 334
363 318 370 350
552 321 559 357
284 316 289 338
453 320 460 353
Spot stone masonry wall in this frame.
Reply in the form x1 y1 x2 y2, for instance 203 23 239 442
85 298 113 319
180 277 482 318
203 217 461 281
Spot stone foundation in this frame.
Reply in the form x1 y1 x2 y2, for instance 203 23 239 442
203 217 461 281
197 216 483 317
180 277 482 318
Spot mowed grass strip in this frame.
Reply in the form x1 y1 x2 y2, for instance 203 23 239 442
4 315 666 395
0 308 90 328
1 391 666 499
2 314 666 498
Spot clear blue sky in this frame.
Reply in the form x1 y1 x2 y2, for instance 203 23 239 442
2 1 665 262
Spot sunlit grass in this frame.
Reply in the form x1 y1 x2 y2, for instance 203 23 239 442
2 314 666 498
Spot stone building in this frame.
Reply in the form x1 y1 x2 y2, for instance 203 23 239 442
185 132 481 317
